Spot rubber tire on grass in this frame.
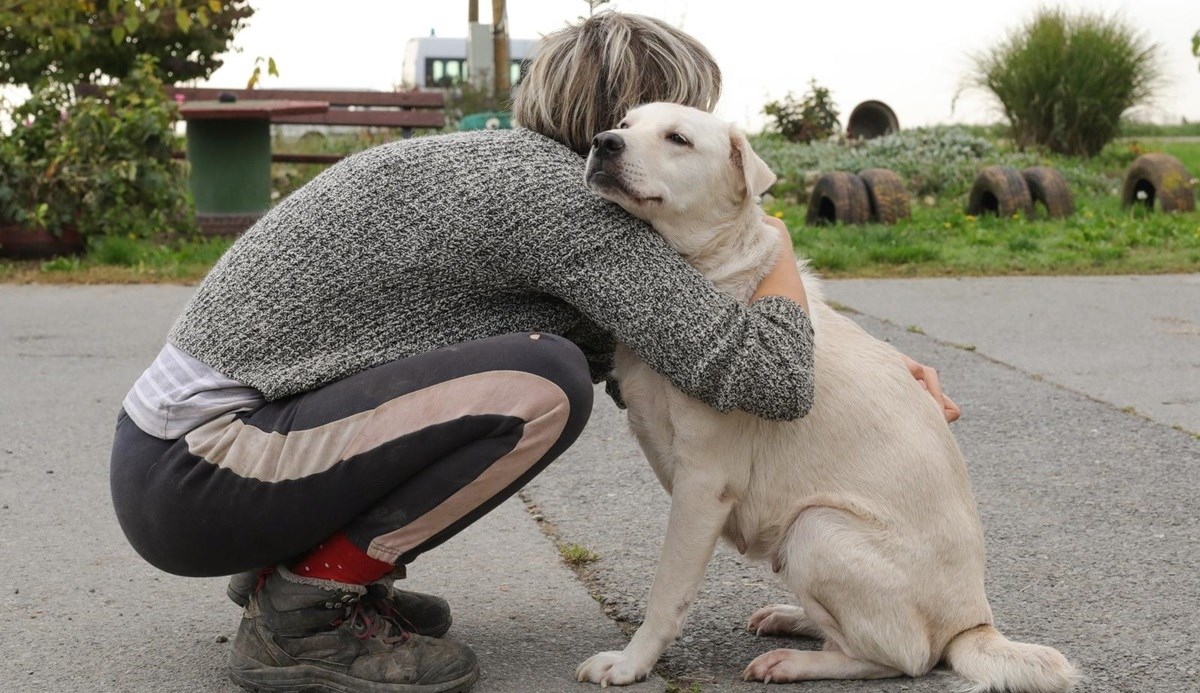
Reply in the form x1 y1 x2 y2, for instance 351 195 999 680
1121 153 1196 213
846 100 899 140
965 166 1034 219
1022 166 1074 218
805 172 871 226
858 168 910 224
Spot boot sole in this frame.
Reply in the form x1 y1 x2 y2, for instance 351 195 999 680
229 649 479 693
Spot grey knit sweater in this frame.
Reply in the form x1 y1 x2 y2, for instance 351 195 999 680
169 128 815 421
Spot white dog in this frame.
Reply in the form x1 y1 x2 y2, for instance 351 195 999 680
576 102 1080 692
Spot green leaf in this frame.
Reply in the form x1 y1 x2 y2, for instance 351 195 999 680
267 57 278 77
208 0 222 12
123 14 139 35
145 8 160 23
176 8 191 33
111 26 125 44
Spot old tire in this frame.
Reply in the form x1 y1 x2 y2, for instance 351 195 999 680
805 172 871 226
1121 153 1196 213
1022 166 1074 218
846 100 899 140
858 168 910 224
965 166 1034 219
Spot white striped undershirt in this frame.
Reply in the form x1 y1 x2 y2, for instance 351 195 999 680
122 343 265 440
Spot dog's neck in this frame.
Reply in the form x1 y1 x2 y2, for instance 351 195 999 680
655 202 778 304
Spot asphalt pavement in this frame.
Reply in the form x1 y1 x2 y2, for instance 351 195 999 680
1 276 1197 692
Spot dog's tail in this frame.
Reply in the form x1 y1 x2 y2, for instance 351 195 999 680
943 624 1081 693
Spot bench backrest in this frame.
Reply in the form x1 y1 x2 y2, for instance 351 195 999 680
165 87 446 129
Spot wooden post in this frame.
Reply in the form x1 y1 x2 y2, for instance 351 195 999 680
492 0 510 95
468 0 478 23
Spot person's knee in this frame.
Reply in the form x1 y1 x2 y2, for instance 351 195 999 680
492 332 593 433
526 333 593 410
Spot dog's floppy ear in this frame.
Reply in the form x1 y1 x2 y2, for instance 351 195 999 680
729 125 777 198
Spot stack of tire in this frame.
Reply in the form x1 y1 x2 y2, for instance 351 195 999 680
805 169 910 226
965 166 1074 219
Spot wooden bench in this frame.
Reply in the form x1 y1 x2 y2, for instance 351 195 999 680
73 84 447 235
164 87 446 165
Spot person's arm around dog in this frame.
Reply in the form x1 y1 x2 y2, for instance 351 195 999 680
758 215 959 424
753 217 810 314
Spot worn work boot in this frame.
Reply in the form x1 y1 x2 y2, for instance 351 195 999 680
228 567 453 638
228 567 478 692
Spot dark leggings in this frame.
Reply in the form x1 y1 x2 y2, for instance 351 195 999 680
110 332 593 577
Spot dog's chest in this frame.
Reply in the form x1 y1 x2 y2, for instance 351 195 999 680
613 346 681 488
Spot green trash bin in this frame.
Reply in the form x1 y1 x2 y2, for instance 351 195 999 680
460 111 512 131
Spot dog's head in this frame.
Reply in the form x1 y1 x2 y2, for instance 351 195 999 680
584 103 776 244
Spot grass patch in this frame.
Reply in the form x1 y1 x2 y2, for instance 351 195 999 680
558 543 600 567
0 235 233 284
1120 121 1200 138
770 192 1200 278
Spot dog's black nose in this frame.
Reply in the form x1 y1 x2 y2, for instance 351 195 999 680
592 131 625 158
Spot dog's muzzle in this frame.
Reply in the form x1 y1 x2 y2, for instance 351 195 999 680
591 131 625 159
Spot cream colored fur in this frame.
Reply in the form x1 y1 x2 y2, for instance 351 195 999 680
576 103 1080 691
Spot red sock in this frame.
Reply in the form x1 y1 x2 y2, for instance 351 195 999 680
291 532 394 585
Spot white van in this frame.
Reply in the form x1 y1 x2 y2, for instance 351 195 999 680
402 36 538 89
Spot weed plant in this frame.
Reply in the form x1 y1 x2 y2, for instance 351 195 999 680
965 8 1162 157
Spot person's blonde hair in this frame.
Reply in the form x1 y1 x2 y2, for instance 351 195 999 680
512 11 722 154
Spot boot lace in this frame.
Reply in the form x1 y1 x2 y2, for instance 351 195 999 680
370 589 423 635
332 597 410 645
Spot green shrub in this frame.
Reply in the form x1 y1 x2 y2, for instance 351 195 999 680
0 55 196 240
967 8 1162 157
762 79 840 143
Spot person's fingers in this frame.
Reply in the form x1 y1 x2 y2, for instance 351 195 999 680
942 393 962 423
901 354 959 421
920 365 944 405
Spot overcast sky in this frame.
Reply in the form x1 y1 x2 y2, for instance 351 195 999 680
198 0 1200 132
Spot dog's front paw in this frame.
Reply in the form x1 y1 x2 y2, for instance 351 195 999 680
742 648 806 683
576 650 648 687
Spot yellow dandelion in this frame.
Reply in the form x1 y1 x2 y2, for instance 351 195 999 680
965 215 977 223
773 210 784 219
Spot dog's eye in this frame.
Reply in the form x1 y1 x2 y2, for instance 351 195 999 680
618 121 629 129
666 132 690 146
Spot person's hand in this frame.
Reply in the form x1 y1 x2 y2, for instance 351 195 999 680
900 353 961 423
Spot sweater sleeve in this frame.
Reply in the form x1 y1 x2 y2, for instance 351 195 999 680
492 195 816 422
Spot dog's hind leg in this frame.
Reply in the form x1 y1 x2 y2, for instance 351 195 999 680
775 506 935 679
747 604 824 638
743 647 902 683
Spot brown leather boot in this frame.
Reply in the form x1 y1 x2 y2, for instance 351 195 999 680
228 567 477 692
